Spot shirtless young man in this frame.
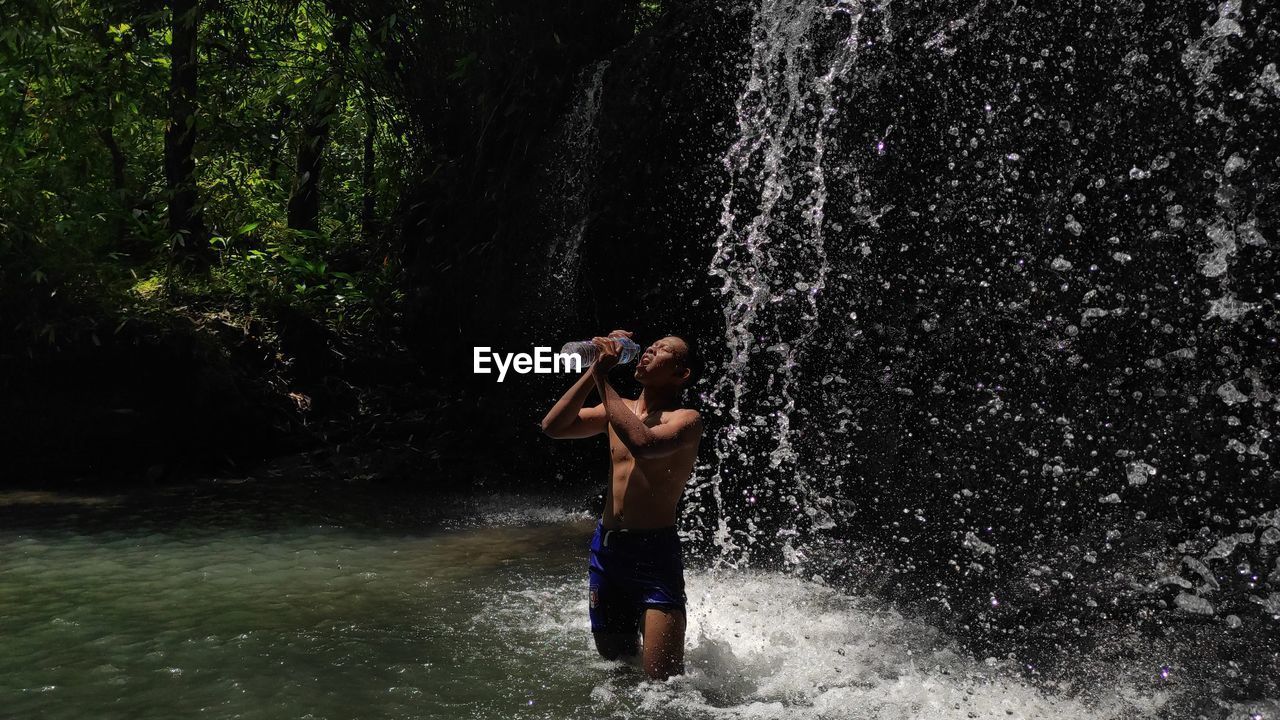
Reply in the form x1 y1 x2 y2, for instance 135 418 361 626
540 330 703 681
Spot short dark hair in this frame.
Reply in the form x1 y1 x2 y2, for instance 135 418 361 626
669 336 697 387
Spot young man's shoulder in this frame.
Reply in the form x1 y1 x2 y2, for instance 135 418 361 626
667 407 703 427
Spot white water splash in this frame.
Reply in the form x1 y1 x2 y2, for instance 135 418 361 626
1205 292 1260 322
1181 1 1245 88
497 569 1170 719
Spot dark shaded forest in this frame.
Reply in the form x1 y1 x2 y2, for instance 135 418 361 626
0 0 665 482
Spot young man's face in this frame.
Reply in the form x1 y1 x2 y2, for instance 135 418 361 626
634 336 691 388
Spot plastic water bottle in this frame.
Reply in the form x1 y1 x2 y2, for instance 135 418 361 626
559 336 642 367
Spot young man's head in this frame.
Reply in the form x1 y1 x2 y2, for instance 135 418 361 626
634 335 696 389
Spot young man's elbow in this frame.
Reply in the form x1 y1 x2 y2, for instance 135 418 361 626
541 420 564 438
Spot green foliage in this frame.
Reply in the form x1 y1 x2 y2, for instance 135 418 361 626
207 228 403 333
0 0 410 352
0 0 652 355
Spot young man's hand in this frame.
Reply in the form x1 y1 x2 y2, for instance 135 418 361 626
590 335 622 374
590 329 632 376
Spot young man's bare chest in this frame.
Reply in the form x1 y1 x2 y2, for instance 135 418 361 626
603 399 700 527
607 400 663 462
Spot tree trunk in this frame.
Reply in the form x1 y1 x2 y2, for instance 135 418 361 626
360 96 377 242
164 0 206 259
98 121 128 245
266 105 291 184
287 17 352 235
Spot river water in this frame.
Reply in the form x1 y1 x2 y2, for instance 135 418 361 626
0 482 1205 720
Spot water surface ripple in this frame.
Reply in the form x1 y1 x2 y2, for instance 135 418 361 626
0 486 1215 719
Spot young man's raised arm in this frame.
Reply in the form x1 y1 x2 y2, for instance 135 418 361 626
541 368 607 438
592 365 702 459
542 329 633 439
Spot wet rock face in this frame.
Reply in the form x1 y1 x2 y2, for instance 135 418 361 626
572 1 752 336
508 0 1280 699
631 3 1278 538
458 0 753 441
489 0 754 352
428 0 1277 662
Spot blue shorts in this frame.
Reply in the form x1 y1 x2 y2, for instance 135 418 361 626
588 521 686 635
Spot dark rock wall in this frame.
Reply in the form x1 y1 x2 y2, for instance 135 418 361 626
398 0 1279 701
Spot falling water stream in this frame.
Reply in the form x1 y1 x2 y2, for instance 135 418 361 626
696 0 868 567
541 59 611 313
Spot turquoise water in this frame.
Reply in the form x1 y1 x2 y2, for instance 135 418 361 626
0 487 604 719
0 483 1201 719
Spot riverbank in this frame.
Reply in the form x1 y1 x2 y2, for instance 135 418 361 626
0 295 533 490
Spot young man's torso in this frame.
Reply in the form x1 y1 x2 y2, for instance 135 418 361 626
601 398 700 529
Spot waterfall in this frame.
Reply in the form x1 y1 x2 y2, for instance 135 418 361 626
682 0 1279 705
488 0 1280 705
694 0 872 567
